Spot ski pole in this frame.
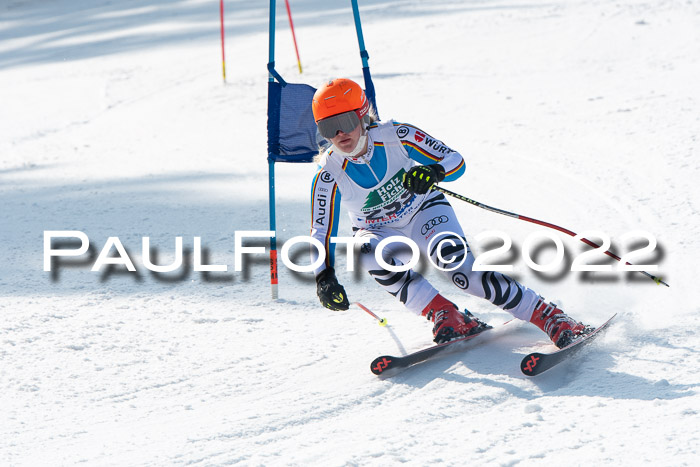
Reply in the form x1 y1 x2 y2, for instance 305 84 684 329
432 185 669 287
353 302 388 326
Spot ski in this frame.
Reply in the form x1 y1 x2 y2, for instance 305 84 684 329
370 325 493 376
520 313 617 376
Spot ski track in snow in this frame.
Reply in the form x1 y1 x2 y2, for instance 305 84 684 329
1 0 699 465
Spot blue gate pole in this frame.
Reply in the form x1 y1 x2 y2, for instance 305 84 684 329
268 0 279 299
351 0 378 119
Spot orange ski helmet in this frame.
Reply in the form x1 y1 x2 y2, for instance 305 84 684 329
312 78 370 123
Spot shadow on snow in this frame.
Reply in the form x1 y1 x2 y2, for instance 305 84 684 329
0 0 551 69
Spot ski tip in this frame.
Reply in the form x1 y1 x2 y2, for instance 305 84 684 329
520 352 545 376
370 355 395 376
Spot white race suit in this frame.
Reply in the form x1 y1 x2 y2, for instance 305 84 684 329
309 120 539 321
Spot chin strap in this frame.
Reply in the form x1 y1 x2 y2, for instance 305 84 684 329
334 133 368 160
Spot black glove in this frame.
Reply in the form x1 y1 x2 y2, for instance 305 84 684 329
316 268 350 311
402 164 445 194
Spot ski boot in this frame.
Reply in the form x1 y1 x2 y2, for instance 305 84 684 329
529 298 592 348
421 294 488 343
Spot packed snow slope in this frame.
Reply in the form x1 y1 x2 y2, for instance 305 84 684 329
1 0 698 465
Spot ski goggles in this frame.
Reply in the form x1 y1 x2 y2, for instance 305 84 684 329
316 110 361 139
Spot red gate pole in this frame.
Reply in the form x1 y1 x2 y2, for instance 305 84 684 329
220 0 227 83
284 0 302 73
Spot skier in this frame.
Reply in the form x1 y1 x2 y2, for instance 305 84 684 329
309 78 590 347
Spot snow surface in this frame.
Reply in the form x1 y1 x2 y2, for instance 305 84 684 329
1 0 699 465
